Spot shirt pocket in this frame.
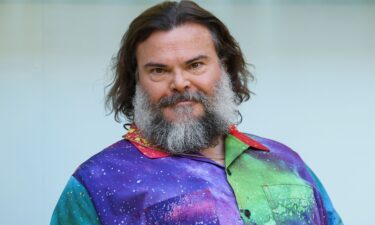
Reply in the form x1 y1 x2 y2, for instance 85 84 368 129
262 184 320 225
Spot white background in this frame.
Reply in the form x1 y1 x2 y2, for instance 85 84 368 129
1 0 374 224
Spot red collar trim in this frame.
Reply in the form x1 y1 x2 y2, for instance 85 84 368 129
123 124 169 159
123 124 268 159
228 125 269 151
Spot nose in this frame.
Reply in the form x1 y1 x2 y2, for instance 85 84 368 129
170 70 191 92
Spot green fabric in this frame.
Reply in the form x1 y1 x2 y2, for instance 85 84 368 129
51 176 101 225
225 134 249 168
225 134 316 224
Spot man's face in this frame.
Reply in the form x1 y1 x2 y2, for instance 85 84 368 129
136 22 223 122
133 22 238 153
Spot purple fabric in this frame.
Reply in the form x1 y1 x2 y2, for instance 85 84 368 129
73 140 243 225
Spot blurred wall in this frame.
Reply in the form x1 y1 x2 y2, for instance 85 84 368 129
1 0 374 224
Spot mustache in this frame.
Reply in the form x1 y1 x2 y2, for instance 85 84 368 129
157 91 209 108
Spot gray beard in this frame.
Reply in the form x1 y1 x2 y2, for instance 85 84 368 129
133 71 238 154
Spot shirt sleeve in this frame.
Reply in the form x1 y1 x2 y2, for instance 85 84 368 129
306 166 344 225
51 176 102 225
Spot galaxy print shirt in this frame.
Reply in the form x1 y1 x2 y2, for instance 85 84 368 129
51 125 343 225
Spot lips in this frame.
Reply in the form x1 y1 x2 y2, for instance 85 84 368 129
175 100 195 106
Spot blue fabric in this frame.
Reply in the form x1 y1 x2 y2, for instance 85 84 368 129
306 166 344 225
51 176 101 225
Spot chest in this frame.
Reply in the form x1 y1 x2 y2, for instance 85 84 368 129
227 152 327 225
80 157 243 225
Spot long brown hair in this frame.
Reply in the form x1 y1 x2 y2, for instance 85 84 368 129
107 0 253 122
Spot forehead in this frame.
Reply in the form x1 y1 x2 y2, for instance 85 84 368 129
136 23 218 65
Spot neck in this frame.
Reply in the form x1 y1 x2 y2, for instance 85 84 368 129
200 136 225 166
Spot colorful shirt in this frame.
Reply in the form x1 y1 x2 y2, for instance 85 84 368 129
51 126 343 225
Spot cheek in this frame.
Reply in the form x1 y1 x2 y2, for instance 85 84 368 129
195 72 221 95
139 80 169 104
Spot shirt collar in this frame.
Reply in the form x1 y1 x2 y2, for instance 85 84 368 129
225 125 268 168
123 124 169 158
123 124 269 162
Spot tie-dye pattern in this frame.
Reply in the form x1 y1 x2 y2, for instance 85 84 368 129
225 133 342 225
51 127 342 225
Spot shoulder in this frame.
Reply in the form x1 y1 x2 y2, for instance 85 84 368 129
246 133 296 153
244 132 307 168
241 132 322 191
72 139 142 183
79 139 139 166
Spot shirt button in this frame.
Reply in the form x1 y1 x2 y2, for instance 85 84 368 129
240 209 251 219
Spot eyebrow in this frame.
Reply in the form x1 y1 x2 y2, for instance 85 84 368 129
185 55 209 65
143 62 167 69
142 55 209 69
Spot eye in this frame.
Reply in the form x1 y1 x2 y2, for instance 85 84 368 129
190 62 203 70
150 67 166 74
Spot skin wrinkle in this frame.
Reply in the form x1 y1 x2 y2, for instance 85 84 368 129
133 70 238 154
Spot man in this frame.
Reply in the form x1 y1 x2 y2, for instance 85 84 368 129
51 1 343 224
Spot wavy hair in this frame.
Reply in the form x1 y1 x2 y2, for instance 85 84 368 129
106 0 253 122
